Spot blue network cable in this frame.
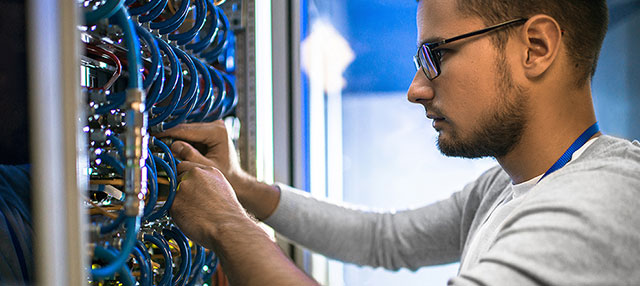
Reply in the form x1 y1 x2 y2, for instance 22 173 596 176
131 242 152 286
135 240 153 286
110 7 143 89
147 148 157 175
94 92 125 115
138 0 168 23
186 0 220 53
145 61 165 112
92 246 135 286
187 56 213 122
98 213 125 235
85 0 124 25
92 216 141 279
128 0 162 16
186 245 206 286
158 3 191 35
97 152 125 174
200 6 229 62
162 46 200 130
149 38 184 128
201 250 219 282
205 66 226 120
173 46 200 109
163 227 192 286
152 137 177 172
153 35 181 104
135 24 162 92
146 155 176 221
90 8 143 276
171 0 207 45
89 7 142 116
220 73 238 118
144 233 174 286
135 24 164 110
150 0 190 31
204 71 236 122
106 135 125 161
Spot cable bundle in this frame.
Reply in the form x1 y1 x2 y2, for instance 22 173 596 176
81 0 236 284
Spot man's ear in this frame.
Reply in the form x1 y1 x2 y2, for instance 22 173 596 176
518 15 563 79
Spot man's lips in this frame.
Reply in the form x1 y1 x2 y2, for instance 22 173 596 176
426 113 446 130
426 113 445 120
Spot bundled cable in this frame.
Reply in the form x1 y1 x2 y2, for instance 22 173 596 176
83 1 236 284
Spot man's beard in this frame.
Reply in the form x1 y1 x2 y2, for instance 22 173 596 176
437 52 529 159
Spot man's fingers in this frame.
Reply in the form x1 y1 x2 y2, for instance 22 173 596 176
176 160 206 176
171 141 212 166
155 121 227 146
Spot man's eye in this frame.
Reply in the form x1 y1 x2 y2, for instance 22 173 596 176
434 49 448 61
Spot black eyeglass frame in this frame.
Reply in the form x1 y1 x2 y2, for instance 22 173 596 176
413 18 529 80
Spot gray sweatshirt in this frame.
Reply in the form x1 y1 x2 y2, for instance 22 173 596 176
264 135 640 285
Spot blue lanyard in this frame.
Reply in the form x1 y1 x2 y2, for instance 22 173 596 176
538 122 600 182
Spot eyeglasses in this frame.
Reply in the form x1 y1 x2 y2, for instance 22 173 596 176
413 18 529 80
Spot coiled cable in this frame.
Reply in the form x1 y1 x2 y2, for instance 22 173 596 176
171 0 207 45
144 232 173 286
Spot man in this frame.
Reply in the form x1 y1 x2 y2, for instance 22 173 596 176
160 0 640 285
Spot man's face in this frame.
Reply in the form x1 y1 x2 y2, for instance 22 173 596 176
408 0 529 159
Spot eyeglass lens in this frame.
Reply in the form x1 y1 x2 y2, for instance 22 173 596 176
418 46 439 80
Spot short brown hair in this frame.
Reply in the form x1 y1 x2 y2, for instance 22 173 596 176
454 0 609 86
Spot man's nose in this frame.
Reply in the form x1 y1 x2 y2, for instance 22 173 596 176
407 70 435 104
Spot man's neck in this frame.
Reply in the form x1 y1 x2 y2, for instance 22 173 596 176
496 89 598 184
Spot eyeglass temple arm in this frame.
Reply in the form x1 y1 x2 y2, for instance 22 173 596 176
431 18 529 48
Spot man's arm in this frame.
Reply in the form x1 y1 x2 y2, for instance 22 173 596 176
170 163 318 285
159 121 479 270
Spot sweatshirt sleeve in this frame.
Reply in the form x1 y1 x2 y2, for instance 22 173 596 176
263 166 506 270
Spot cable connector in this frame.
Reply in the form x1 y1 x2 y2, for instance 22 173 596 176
124 88 148 217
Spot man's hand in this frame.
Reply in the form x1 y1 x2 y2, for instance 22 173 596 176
170 161 318 286
157 121 280 220
157 120 246 187
170 161 250 249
